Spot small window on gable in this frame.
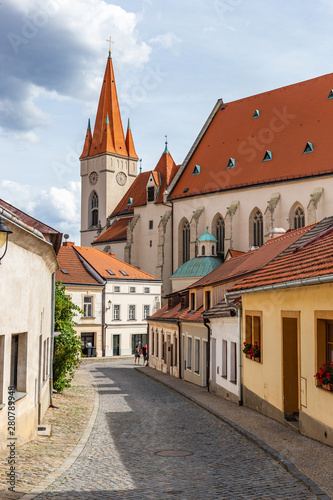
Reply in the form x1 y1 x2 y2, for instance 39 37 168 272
263 150 272 162
328 90 333 99
303 142 313 154
226 158 235 169
253 109 260 118
147 186 155 202
192 165 201 175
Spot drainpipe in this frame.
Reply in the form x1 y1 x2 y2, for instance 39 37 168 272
178 320 182 379
162 197 174 274
49 273 55 407
224 294 243 406
203 318 211 392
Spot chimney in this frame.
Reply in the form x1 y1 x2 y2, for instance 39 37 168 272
110 253 115 257
63 241 75 247
270 228 286 239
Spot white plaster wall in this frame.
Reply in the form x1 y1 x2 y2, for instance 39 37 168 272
104 280 161 356
210 317 239 399
172 177 330 270
0 223 57 451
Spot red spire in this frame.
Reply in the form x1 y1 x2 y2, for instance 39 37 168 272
86 55 136 158
125 119 138 159
100 113 116 154
80 119 92 159
154 142 178 186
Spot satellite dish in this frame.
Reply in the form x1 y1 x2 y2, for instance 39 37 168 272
64 234 69 241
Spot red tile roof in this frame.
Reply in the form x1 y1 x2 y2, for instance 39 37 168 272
228 219 333 293
75 246 159 280
191 224 313 288
56 246 102 285
150 303 204 323
80 56 137 160
0 199 62 254
93 217 132 244
109 150 179 218
170 73 333 200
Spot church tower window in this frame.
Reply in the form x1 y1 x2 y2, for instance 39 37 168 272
293 206 305 229
215 216 225 256
90 191 98 228
182 220 190 264
252 209 263 247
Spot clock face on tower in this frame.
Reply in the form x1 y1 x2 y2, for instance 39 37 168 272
116 171 127 186
89 171 98 185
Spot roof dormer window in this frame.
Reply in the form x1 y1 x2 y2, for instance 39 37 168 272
226 158 235 169
262 150 272 162
192 165 201 175
328 90 333 99
147 186 155 202
303 142 313 154
253 109 260 118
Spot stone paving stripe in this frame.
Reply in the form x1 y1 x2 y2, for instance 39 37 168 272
135 367 330 500
19 380 100 500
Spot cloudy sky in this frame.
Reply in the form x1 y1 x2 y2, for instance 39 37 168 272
1 0 333 243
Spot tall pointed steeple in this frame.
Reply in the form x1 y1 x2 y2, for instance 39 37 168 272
80 119 92 159
81 55 137 159
154 140 178 186
125 119 138 159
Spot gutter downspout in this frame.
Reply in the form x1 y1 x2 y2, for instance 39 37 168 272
224 294 243 406
49 273 56 407
162 198 173 275
102 285 106 356
178 320 182 379
203 318 211 392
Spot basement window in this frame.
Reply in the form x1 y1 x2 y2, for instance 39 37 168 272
253 109 260 118
303 142 313 154
226 158 235 169
192 165 201 175
328 90 333 99
262 150 272 162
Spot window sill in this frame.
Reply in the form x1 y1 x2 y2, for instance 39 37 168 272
82 316 95 320
13 392 27 402
221 375 227 379
230 380 237 385
194 370 200 375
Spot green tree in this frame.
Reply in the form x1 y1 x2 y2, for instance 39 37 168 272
53 281 83 392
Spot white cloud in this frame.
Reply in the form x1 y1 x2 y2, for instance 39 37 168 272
149 32 181 52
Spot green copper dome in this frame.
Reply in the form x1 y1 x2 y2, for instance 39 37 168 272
198 227 217 242
171 256 222 279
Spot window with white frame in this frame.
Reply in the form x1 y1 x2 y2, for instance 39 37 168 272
144 287 150 294
194 339 200 374
129 286 136 293
113 305 120 320
129 305 136 320
83 296 93 317
114 286 120 293
143 305 150 319
10 332 27 393
187 337 192 370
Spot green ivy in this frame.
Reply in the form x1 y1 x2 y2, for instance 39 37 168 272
53 281 83 392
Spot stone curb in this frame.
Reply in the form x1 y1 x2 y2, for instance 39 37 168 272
20 373 100 500
135 367 330 500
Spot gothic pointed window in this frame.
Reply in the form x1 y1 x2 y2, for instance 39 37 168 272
90 191 98 227
294 206 305 229
182 220 190 264
252 210 263 247
215 216 225 256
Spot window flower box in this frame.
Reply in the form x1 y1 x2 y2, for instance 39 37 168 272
322 383 333 392
315 362 333 391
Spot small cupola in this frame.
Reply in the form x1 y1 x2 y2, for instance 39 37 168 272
197 226 217 257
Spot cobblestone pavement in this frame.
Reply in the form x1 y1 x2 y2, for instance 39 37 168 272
34 360 319 499
0 367 95 499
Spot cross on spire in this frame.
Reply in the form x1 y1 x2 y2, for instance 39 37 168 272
106 36 114 56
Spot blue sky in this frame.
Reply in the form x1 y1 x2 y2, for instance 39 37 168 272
1 0 333 243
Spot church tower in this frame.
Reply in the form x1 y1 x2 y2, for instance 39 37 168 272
80 50 138 246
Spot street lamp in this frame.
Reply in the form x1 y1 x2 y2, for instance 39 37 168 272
0 216 12 264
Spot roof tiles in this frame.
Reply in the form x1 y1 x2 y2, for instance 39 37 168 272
170 73 333 200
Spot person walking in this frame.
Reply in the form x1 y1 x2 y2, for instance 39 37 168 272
142 344 148 366
134 345 141 365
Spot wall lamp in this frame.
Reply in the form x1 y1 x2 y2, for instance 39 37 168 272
106 300 112 310
0 216 12 264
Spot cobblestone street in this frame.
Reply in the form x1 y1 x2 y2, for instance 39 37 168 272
33 360 319 499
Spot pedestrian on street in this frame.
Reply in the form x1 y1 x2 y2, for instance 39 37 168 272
142 344 148 366
134 345 141 365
